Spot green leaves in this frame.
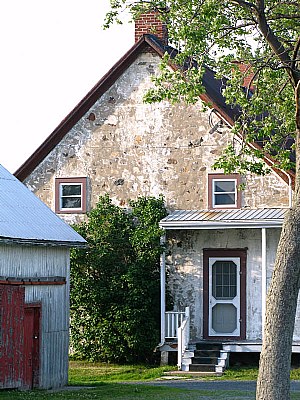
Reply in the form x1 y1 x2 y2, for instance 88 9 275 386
70 195 167 363
106 0 299 174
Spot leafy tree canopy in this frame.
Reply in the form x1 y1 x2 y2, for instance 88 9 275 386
105 0 300 173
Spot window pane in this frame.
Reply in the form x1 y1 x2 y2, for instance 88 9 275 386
223 286 230 298
215 193 235 205
214 181 235 193
212 261 237 300
212 303 237 333
223 274 229 285
62 184 81 196
62 197 82 209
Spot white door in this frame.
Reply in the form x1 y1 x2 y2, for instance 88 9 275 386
208 257 240 337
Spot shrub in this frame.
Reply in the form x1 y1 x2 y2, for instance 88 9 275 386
70 194 167 362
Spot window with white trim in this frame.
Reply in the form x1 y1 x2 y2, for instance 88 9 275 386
208 174 240 209
55 177 87 214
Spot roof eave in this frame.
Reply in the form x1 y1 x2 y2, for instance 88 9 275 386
159 220 284 230
0 237 87 248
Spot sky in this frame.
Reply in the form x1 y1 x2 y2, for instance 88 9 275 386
0 0 133 173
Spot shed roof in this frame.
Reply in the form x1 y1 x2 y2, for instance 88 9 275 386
0 164 86 247
160 208 286 230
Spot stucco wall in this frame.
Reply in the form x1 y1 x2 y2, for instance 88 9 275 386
165 227 300 342
23 50 290 225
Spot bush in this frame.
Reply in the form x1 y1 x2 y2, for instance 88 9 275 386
70 194 167 363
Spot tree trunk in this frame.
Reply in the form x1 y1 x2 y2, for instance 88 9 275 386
256 82 300 400
256 209 300 399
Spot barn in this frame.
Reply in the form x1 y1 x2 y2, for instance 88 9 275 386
0 164 86 389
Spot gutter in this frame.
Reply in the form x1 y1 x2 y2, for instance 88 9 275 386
159 220 284 230
0 237 87 248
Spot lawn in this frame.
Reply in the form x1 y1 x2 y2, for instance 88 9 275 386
1 362 300 400
0 385 257 400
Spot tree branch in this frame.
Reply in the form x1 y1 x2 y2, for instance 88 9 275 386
269 14 300 20
229 0 258 11
293 36 300 66
251 0 298 86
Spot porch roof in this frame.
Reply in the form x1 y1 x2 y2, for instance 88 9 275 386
159 208 287 230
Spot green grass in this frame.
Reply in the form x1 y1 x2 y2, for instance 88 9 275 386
1 362 300 400
222 365 300 381
68 361 176 384
68 361 300 383
0 385 256 400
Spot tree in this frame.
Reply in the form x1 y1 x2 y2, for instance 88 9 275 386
70 194 167 363
105 2 300 399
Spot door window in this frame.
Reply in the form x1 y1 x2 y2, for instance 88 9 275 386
212 260 237 300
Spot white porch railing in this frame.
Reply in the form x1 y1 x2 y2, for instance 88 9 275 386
165 310 186 339
177 307 190 370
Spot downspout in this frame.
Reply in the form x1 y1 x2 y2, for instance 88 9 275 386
160 232 166 345
261 227 267 335
279 169 293 208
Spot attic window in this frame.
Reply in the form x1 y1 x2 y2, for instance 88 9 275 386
208 174 241 209
55 177 87 214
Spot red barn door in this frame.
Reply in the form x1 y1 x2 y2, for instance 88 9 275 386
0 285 25 389
23 305 40 388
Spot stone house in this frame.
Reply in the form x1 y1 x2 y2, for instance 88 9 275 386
14 13 296 371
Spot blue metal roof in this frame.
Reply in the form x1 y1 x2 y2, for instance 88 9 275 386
160 208 287 230
0 164 86 246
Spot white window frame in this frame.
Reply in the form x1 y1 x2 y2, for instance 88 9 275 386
55 177 87 214
59 182 83 211
212 178 237 208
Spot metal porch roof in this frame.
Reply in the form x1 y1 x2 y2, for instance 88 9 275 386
0 164 86 246
159 208 287 230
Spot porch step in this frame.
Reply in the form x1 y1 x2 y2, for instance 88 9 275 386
192 356 219 364
181 342 229 374
189 363 215 372
194 349 221 358
196 342 223 351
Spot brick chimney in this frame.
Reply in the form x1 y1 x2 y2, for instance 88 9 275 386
135 11 168 45
232 62 255 92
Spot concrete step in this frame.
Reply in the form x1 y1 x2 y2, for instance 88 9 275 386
163 370 223 377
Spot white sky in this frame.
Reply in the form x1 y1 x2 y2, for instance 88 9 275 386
0 0 133 173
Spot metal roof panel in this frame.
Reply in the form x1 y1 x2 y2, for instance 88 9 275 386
160 208 287 229
0 164 86 246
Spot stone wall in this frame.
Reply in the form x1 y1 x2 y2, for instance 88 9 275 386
24 49 290 225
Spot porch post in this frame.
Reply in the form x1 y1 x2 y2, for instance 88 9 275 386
261 227 267 335
160 233 166 344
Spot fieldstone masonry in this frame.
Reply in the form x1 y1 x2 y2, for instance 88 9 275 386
24 51 289 225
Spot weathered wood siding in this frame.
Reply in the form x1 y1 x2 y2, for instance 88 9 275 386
166 228 300 342
0 244 70 389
